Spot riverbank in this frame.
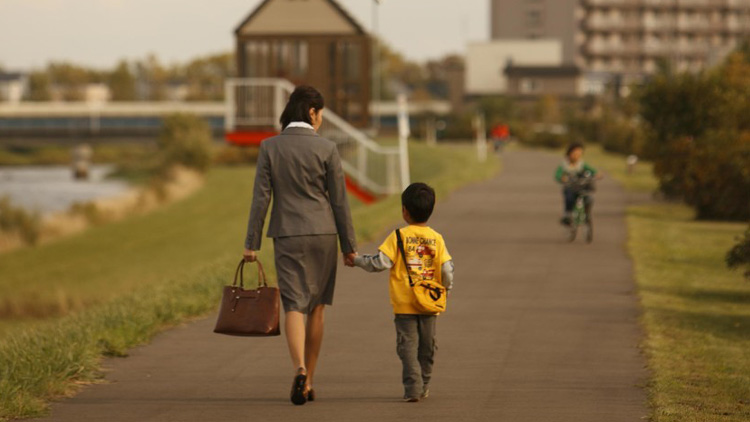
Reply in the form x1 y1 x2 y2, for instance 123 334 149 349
0 142 499 420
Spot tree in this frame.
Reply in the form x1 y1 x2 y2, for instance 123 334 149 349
184 53 234 101
135 54 171 101
638 47 750 219
109 60 137 101
47 62 91 101
26 71 52 101
157 114 213 173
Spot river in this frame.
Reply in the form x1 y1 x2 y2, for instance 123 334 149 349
0 165 129 215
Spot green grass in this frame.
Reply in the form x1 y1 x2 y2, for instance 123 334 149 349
583 144 658 193
0 142 498 420
629 204 750 421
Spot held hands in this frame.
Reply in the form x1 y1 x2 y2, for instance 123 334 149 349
343 252 357 267
243 248 257 262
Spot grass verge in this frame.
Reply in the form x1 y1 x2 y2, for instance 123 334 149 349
629 204 750 421
0 142 498 420
560 143 749 419
582 144 657 193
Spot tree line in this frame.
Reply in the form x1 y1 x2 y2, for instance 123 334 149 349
25 53 233 102
21 43 462 104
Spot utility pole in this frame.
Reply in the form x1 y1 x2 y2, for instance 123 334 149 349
371 0 381 135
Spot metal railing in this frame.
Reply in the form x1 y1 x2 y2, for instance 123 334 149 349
225 78 404 196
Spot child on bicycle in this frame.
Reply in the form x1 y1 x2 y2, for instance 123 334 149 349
555 143 598 226
350 182 454 403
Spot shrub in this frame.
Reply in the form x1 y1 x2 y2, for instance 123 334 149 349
566 112 644 156
681 130 750 220
526 131 568 149
0 196 41 246
157 114 213 174
440 113 474 140
727 226 750 280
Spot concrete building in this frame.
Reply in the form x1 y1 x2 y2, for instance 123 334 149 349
505 65 583 97
490 0 750 89
466 40 564 95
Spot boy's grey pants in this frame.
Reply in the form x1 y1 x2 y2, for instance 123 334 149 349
394 314 437 398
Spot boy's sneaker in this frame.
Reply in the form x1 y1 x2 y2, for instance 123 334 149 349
403 396 420 403
420 388 430 399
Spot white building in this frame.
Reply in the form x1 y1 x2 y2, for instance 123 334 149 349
84 84 111 104
0 73 28 104
466 40 570 96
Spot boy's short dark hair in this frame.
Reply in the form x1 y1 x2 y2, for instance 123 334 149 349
566 142 584 157
402 183 435 223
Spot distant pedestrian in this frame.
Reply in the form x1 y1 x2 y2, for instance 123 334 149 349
350 183 455 402
243 85 358 406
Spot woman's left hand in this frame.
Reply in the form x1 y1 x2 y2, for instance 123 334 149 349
243 249 257 262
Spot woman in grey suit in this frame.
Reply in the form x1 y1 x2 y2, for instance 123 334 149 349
243 86 357 406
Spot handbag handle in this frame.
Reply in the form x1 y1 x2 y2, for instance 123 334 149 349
395 229 416 288
233 259 268 289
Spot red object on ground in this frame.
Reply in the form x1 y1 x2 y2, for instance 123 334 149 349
225 131 278 146
345 176 377 204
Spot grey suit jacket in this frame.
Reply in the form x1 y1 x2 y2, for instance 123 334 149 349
245 127 357 254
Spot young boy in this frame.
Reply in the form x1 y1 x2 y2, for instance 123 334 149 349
555 143 598 226
351 182 455 402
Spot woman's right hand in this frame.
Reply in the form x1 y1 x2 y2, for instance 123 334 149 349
243 249 257 262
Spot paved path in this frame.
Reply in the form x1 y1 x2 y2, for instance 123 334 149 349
38 150 648 422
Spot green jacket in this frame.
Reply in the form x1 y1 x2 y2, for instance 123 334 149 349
555 160 597 183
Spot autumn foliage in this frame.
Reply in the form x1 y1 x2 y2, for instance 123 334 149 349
638 49 750 221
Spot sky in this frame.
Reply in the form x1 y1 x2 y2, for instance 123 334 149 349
0 0 489 71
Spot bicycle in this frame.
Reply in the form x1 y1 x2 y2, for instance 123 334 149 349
564 172 596 243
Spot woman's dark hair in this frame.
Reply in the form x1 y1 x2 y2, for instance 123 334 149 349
279 86 325 129
402 183 436 223
566 142 584 157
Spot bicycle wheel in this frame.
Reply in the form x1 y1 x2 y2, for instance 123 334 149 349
568 224 577 242
568 209 579 242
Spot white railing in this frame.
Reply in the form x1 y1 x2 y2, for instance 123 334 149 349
225 78 405 196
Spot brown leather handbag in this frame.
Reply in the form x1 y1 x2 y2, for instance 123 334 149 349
213 259 281 337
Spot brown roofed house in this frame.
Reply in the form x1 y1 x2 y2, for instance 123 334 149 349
235 0 371 127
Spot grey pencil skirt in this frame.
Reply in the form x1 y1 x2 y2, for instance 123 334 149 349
273 234 338 314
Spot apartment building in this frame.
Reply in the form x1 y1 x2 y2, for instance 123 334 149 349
491 0 750 88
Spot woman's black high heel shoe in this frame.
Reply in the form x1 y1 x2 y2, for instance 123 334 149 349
290 368 307 405
307 388 315 402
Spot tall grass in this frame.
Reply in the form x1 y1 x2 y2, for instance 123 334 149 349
0 196 41 246
0 142 498 420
